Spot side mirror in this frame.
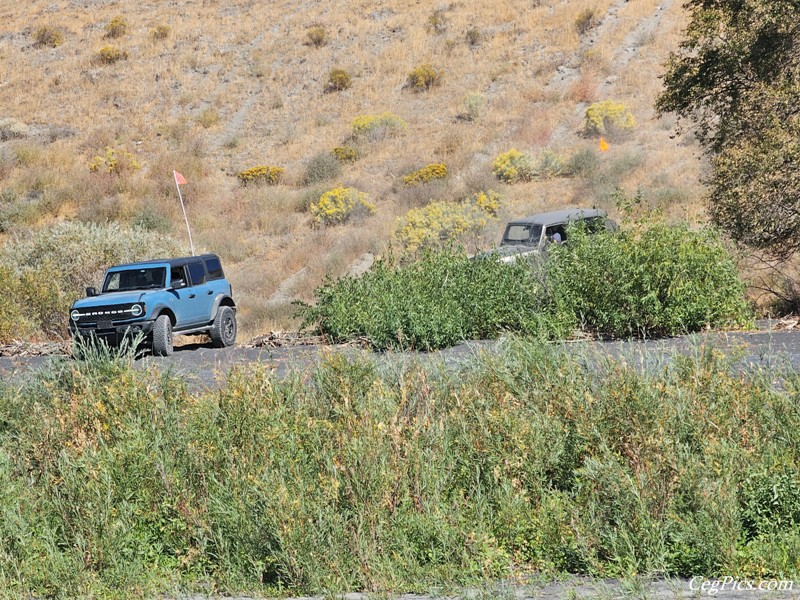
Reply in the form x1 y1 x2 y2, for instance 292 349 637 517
86 287 97 297
171 278 186 290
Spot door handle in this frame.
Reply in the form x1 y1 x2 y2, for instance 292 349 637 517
189 293 196 299
207 290 213 295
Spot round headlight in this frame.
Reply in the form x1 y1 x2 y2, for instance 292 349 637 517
131 304 143 317
70 309 81 321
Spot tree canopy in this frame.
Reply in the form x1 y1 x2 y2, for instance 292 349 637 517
657 0 800 259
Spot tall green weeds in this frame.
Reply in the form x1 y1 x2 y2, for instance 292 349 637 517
1 340 798 596
302 223 751 350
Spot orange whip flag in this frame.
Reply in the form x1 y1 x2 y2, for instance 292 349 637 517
173 170 187 185
173 170 195 255
599 137 609 152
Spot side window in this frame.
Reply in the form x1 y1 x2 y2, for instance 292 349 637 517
204 257 224 281
187 261 206 286
171 266 186 286
545 225 566 243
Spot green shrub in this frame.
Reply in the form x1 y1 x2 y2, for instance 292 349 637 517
325 68 351 92
492 149 534 183
567 147 601 177
465 27 481 46
33 25 64 48
1 332 799 593
104 16 128 38
302 249 558 349
149 24 171 40
331 145 359 163
535 149 566 178
88 146 140 174
310 186 375 226
546 223 752 338
402 163 447 186
574 8 598 35
406 64 444 91
96 45 128 65
582 100 636 139
306 26 328 47
236 165 284 186
461 91 487 121
302 151 342 185
351 112 407 141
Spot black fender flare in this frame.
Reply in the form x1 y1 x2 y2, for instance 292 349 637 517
150 305 177 326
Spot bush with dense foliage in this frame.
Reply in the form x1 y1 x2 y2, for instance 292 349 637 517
310 187 375 226
33 25 64 47
331 145 359 163
581 100 636 138
236 165 285 186
104 16 128 38
88 146 140 174
305 222 751 349
547 223 752 337
406 64 444 91
350 112 407 141
401 163 447 186
95 45 128 64
657 0 800 260
301 250 557 349
302 151 342 185
325 68 352 92
492 149 534 183
394 190 502 253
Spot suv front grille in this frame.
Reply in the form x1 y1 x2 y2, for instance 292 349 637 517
71 303 143 326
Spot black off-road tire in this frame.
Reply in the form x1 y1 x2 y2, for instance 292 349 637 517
152 314 173 356
209 306 237 348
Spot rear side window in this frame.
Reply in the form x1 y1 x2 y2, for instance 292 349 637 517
204 257 224 281
187 261 206 286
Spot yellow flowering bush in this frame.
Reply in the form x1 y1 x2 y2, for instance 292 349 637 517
492 149 534 183
406 64 444 91
402 163 447 186
104 16 128 38
351 112 407 141
395 191 502 252
96 45 128 64
582 100 636 138
325 69 352 92
88 146 140 174
236 165 285 186
311 187 375 225
472 189 503 216
332 146 359 163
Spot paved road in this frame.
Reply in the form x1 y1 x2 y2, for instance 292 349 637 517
2 324 800 391
177 575 800 599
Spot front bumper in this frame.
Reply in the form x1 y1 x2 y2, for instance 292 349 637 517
68 319 155 346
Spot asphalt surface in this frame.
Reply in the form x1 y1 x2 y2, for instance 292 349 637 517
2 324 800 392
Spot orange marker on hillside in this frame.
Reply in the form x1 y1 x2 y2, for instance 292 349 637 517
599 137 609 152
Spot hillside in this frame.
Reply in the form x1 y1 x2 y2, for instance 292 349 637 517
0 0 701 336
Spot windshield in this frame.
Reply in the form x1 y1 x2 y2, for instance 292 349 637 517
502 223 542 245
103 267 166 292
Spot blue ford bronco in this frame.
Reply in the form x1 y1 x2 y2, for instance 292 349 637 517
69 253 237 356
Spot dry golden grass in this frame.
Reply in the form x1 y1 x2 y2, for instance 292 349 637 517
0 0 702 337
